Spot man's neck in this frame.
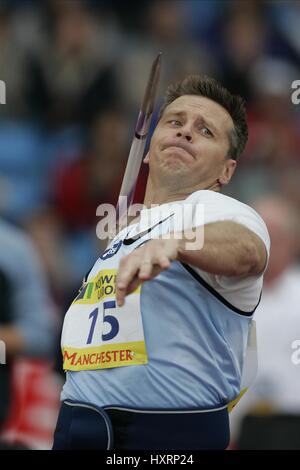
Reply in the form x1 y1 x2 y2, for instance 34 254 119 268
143 177 221 208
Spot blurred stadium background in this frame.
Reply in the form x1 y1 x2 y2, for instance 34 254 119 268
0 0 300 450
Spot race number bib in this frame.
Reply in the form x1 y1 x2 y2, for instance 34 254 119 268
61 269 148 371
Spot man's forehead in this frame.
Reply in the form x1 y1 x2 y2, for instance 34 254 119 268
164 95 233 130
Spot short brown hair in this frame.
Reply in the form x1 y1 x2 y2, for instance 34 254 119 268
158 75 248 160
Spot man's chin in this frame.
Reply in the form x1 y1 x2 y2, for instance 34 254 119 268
158 162 190 183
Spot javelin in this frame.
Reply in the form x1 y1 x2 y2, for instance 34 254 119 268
116 52 162 226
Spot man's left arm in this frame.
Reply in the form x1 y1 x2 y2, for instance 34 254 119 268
116 220 268 306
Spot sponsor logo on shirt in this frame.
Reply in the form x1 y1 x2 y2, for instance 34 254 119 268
100 240 123 260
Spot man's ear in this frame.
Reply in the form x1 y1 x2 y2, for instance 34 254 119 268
218 159 237 185
143 152 150 164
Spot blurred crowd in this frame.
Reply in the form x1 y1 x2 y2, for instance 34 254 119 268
0 0 300 449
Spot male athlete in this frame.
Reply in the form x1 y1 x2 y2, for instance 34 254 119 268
53 75 270 450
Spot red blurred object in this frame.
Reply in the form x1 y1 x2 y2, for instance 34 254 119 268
0 359 61 450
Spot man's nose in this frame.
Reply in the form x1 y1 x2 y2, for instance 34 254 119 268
176 127 192 142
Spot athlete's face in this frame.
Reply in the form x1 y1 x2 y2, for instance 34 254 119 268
144 95 237 190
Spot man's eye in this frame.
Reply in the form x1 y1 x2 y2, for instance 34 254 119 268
169 119 182 126
201 127 213 137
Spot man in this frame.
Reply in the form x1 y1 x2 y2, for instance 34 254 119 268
53 75 270 450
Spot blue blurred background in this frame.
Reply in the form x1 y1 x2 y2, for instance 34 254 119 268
0 0 300 450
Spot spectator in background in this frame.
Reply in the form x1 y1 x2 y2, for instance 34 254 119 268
34 0 117 127
0 217 60 449
247 58 300 170
279 167 300 260
218 1 268 102
0 4 39 121
230 195 300 449
225 57 300 204
117 0 216 115
53 108 128 230
23 208 71 307
270 1 300 63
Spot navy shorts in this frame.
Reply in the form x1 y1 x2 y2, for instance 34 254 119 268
52 400 230 450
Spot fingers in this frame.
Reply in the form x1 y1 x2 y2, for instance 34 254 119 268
158 256 171 270
116 256 140 307
126 276 142 296
117 274 142 307
116 256 154 307
138 260 153 280
116 241 173 307
116 282 127 307
135 251 171 281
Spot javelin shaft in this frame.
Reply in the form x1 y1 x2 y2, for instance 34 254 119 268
116 53 162 224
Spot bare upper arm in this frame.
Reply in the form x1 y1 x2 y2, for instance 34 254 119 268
248 229 268 276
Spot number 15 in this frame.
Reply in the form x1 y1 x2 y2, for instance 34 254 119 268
86 300 119 344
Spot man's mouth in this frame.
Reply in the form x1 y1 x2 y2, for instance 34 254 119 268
163 144 195 159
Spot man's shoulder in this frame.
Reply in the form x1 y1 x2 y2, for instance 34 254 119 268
185 190 269 246
186 189 254 212
186 189 238 202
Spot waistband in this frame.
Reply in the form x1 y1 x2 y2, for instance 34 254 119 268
64 400 228 414
61 400 230 450
103 404 228 414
